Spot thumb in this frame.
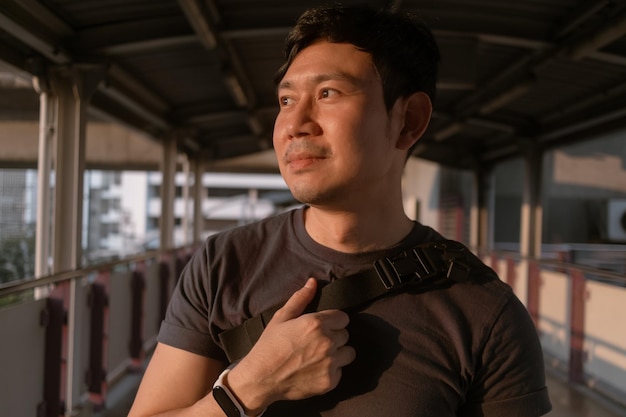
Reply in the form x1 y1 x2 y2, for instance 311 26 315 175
271 278 317 323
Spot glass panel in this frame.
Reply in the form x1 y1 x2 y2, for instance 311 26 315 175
0 169 37 283
492 158 523 250
542 131 626 274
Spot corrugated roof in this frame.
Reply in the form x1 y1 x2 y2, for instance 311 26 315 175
0 0 625 171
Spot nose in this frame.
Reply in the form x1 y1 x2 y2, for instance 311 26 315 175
276 99 321 140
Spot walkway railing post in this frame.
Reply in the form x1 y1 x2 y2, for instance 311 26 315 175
569 268 587 384
86 281 107 407
130 270 146 366
39 297 65 417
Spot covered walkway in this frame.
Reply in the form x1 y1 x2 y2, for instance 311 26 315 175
546 373 626 417
1 1 626 416
1 245 626 416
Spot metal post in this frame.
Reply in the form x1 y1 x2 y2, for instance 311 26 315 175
48 63 107 416
520 143 544 311
181 155 191 244
568 268 586 384
34 88 56 282
520 143 543 261
160 136 177 250
193 154 206 244
470 163 492 254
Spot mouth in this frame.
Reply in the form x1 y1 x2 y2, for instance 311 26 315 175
281 140 330 171
284 152 327 170
285 152 324 163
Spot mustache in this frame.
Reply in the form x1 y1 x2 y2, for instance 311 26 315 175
282 141 331 163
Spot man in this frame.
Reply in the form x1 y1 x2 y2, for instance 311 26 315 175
129 5 551 417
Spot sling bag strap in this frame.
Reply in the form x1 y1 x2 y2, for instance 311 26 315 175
219 240 486 363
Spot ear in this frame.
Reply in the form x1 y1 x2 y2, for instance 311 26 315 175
395 92 432 151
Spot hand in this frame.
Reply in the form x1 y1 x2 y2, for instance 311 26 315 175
227 278 356 412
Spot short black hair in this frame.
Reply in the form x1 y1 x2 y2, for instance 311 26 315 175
274 5 440 110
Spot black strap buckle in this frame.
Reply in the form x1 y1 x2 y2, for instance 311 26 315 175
436 241 472 282
374 247 437 290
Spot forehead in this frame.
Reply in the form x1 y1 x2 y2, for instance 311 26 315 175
279 41 379 86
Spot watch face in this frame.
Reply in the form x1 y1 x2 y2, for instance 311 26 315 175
213 385 241 417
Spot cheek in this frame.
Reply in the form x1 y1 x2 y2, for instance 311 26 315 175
272 116 286 150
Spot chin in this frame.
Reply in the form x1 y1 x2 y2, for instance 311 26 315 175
289 187 321 205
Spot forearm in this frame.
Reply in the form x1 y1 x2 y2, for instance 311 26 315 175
130 391 243 417
130 280 354 417
129 364 270 417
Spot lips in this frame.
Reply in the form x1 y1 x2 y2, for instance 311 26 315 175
283 152 327 172
285 152 325 164
282 142 330 169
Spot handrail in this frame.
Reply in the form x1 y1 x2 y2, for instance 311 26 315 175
3 246 624 299
538 258 626 286
485 249 626 286
0 245 197 298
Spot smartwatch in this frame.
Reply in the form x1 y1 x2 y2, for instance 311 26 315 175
212 368 265 417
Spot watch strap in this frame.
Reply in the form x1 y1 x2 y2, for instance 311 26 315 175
212 368 265 417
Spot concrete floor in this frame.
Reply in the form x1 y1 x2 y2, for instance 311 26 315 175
545 372 626 417
96 367 626 417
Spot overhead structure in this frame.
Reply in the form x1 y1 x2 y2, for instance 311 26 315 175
1 0 625 171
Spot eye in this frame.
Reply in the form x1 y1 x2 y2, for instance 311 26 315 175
279 96 294 106
320 88 338 99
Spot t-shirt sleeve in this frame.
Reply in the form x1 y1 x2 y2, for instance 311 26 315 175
157 246 228 362
459 293 552 417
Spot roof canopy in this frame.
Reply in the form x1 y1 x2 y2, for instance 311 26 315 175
1 0 625 171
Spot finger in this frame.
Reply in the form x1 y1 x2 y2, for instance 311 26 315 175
333 328 350 349
335 345 356 368
316 309 350 330
272 278 317 323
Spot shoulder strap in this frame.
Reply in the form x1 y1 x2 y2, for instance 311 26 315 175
219 240 485 362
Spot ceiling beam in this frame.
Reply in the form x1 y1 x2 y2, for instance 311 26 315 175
565 11 626 60
433 1 624 145
96 35 197 55
178 0 256 110
0 1 71 64
178 0 219 49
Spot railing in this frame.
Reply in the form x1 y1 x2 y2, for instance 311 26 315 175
484 250 626 409
1 246 625 416
0 245 198 417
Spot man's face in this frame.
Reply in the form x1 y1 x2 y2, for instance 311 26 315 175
273 41 406 209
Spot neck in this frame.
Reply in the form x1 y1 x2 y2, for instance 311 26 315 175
303 202 414 253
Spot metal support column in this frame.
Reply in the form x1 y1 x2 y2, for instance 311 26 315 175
520 143 543 261
192 154 207 244
160 135 177 250
33 78 56 281
181 154 191 245
470 163 492 254
48 63 107 416
520 143 544 310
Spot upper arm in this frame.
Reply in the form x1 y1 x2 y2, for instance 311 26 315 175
462 294 551 416
128 342 226 416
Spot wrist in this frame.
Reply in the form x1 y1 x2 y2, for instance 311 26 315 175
213 368 267 417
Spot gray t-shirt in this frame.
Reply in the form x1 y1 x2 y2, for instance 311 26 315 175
158 207 551 416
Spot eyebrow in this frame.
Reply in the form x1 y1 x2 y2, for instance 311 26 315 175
277 71 365 91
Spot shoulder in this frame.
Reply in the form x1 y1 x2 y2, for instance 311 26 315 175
179 207 301 300
203 207 300 256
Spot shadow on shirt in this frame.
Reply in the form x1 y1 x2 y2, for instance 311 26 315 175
267 312 401 416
